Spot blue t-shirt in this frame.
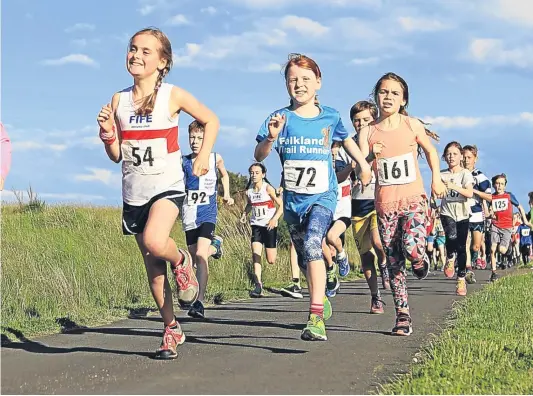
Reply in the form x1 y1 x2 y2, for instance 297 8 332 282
518 224 532 246
256 105 349 224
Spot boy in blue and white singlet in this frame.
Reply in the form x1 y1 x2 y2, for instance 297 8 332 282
254 53 371 341
182 120 234 319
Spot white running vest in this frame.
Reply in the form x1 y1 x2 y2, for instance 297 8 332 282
247 183 276 227
116 83 185 206
334 178 352 220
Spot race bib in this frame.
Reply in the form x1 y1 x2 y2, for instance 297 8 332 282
283 160 329 194
446 189 463 202
253 205 269 220
187 190 209 206
377 153 416 186
122 138 167 175
492 198 509 212
521 228 530 237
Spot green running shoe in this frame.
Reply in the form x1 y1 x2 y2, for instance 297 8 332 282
301 313 327 341
323 295 332 321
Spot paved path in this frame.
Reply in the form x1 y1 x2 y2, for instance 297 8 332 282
1 270 493 394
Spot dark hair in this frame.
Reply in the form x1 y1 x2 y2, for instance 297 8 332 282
492 173 507 186
331 140 342 148
130 27 173 116
349 100 378 122
188 120 204 134
246 163 273 189
529 191 533 202
283 53 321 107
463 144 478 157
442 141 463 161
371 72 440 142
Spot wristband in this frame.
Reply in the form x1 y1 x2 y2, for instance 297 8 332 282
266 135 276 143
100 125 116 145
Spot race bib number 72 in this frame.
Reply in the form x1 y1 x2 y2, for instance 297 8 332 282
377 153 416 186
283 160 329 194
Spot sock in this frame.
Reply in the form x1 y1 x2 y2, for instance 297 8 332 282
292 277 300 285
167 318 179 329
337 250 346 260
371 290 381 298
310 303 324 318
472 250 479 262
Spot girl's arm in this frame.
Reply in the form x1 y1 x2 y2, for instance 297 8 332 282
448 180 474 198
1 124 12 190
255 139 274 162
336 160 356 183
267 184 284 222
472 189 492 202
216 154 234 204
412 118 446 198
171 87 219 176
99 93 122 163
240 197 252 224
517 204 533 228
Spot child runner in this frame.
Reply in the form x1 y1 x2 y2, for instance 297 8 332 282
358 72 446 336
182 120 234 319
254 53 372 341
348 101 390 296
488 174 532 281
517 221 532 265
323 140 352 298
463 145 491 270
96 27 219 360
433 212 447 271
240 163 283 297
439 142 475 295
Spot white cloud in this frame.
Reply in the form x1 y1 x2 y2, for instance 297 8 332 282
139 4 156 15
11 141 68 152
137 0 174 15
423 112 533 129
167 14 191 26
40 54 99 68
64 23 95 33
74 168 120 186
201 6 217 15
2 190 105 203
71 38 88 47
350 56 379 65
488 0 533 28
469 38 533 68
227 0 380 9
398 16 451 32
219 126 252 147
279 15 329 37
248 62 282 73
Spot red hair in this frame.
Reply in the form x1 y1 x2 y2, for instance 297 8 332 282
283 53 321 106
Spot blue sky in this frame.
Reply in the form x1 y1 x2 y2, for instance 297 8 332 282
2 0 532 207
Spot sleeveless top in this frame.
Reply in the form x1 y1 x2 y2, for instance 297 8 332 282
368 115 425 214
247 183 276 227
116 83 184 206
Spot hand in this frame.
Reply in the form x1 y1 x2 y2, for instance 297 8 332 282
97 103 115 135
223 196 234 205
276 187 284 196
267 113 286 141
192 152 210 177
372 141 386 156
240 213 247 224
267 218 278 231
432 179 447 199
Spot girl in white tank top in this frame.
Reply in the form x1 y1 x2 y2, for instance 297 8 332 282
96 28 220 360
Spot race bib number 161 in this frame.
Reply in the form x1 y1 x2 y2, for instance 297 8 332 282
377 153 416 186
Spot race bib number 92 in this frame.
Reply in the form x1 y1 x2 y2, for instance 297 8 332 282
187 190 209 206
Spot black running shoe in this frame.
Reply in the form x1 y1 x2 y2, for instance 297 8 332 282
187 300 205 319
280 284 303 299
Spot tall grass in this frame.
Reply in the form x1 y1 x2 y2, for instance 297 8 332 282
1 202 361 338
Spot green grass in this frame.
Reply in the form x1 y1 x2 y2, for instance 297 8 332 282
380 272 533 395
1 203 362 339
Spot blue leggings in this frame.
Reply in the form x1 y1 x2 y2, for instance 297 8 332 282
288 205 333 271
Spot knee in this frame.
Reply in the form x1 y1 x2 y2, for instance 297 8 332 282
472 243 481 252
195 251 209 264
499 246 508 254
143 235 167 257
326 230 335 245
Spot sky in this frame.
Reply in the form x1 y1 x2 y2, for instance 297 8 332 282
2 0 532 208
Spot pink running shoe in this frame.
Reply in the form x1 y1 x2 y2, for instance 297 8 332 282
172 249 199 308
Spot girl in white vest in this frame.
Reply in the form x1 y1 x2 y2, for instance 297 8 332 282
96 27 219 360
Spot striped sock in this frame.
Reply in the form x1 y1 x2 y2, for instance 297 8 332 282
310 303 324 318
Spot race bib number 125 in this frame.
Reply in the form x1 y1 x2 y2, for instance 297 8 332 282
492 198 509 212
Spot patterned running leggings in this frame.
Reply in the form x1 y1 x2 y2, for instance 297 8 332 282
378 201 429 311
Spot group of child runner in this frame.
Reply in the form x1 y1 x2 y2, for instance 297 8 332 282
97 27 533 359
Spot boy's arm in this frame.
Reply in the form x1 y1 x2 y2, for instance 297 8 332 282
216 154 234 204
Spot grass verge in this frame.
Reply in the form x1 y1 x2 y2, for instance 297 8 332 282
1 203 363 340
380 271 533 395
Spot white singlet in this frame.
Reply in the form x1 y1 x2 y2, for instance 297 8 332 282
247 183 276 227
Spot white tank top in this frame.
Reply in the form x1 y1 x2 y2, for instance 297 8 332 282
334 177 352 220
116 83 185 206
247 183 276 227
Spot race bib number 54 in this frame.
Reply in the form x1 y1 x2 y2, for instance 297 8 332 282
377 153 416 186
283 160 329 194
122 138 167 175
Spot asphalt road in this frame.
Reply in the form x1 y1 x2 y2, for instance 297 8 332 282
1 269 493 394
